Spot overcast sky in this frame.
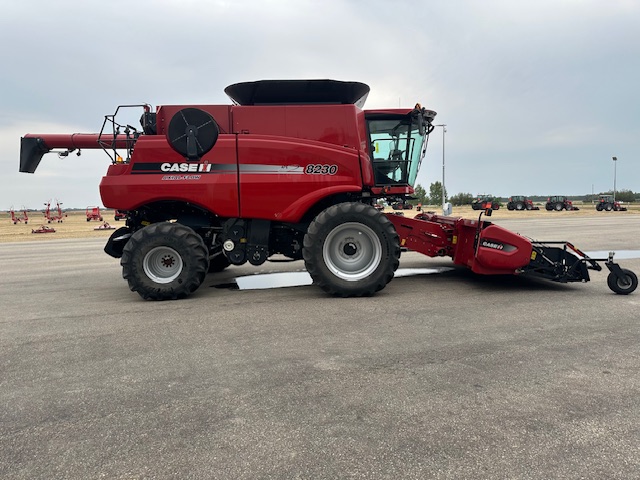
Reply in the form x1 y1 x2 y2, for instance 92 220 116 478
2 0 639 209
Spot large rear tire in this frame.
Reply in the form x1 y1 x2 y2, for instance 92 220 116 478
554 203 563 211
303 203 400 297
515 202 524 211
121 222 209 300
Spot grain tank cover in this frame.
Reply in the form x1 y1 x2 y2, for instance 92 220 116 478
224 80 370 108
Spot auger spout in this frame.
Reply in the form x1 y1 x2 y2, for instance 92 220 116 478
20 133 134 173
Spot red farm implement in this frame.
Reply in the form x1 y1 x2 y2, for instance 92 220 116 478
43 199 66 223
86 206 104 221
18 79 637 299
31 225 56 234
94 221 116 230
10 206 29 224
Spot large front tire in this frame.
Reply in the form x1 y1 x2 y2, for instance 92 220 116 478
121 222 209 300
303 203 400 297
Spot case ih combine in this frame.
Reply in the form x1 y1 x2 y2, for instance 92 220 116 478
19 80 637 299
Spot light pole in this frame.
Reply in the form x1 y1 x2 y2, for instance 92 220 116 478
612 156 617 201
435 124 447 213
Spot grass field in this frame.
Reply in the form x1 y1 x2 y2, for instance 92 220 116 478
0 210 126 243
1 204 638 243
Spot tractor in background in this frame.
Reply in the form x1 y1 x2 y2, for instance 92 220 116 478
596 195 627 212
545 196 579 211
506 195 539 211
471 195 500 211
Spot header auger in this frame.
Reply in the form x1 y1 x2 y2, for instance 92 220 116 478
20 79 636 299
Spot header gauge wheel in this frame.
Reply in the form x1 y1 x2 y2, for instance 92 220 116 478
607 269 638 295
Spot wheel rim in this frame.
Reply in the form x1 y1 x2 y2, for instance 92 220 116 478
143 246 184 284
616 275 631 289
323 222 382 281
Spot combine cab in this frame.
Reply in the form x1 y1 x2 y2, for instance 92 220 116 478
19 79 636 299
545 196 579 211
506 195 539 211
596 195 627 212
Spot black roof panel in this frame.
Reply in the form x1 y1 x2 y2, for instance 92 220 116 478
224 80 370 108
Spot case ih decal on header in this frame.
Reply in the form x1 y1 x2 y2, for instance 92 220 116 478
20 79 637 299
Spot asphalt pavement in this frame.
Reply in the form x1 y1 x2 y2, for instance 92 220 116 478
1 215 639 479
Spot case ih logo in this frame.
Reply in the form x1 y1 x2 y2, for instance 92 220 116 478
481 240 505 250
480 239 517 252
161 163 212 173
131 163 235 174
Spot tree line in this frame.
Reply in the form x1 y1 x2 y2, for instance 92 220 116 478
411 184 639 206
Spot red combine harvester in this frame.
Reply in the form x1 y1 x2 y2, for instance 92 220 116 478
10 206 29 224
19 79 637 299
43 199 66 223
86 206 103 221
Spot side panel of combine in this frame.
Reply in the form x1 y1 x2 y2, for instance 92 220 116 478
232 104 368 222
100 136 240 216
236 135 363 222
